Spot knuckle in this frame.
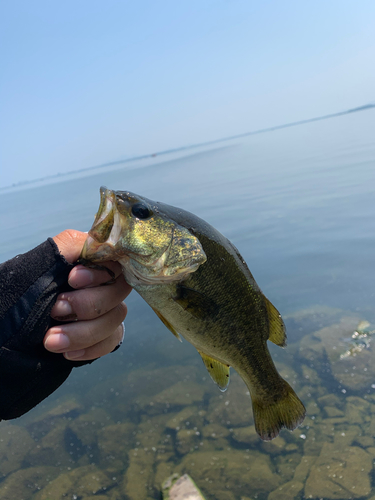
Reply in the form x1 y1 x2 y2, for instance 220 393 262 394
63 229 81 244
85 322 99 346
114 324 124 344
73 292 102 318
116 302 128 321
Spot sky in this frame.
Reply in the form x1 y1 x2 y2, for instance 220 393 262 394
1 0 375 188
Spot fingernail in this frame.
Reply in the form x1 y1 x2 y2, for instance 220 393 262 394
45 333 70 351
68 266 94 288
65 349 85 360
51 300 76 321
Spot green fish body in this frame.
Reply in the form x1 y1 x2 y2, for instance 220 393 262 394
81 187 305 440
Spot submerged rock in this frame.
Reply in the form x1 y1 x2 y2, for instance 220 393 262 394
268 479 304 500
122 447 157 500
26 396 83 440
0 423 35 477
97 421 136 471
207 374 253 428
0 466 59 500
162 473 207 499
272 451 303 483
260 436 288 455
293 455 317 482
176 428 201 455
177 449 281 497
34 464 113 500
136 413 177 454
136 380 206 416
284 306 344 339
304 443 372 499
301 316 375 391
68 407 114 447
166 405 206 432
26 420 74 467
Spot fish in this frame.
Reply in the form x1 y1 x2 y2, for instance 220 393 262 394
80 186 306 440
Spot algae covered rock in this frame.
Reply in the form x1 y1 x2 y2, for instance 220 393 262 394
268 479 304 500
304 443 373 499
136 412 177 454
26 396 83 440
231 425 260 447
26 420 74 467
284 306 344 339
207 374 253 427
34 464 113 500
177 449 281 497
0 466 59 500
196 422 230 451
166 405 206 432
136 380 206 416
303 316 375 391
97 421 136 471
293 455 317 482
176 428 201 455
344 396 370 425
260 435 288 455
0 423 35 476
273 452 302 482
122 447 157 500
68 406 114 446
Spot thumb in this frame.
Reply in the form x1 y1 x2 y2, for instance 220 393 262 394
53 229 87 264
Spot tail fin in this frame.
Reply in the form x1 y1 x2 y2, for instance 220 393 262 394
252 382 306 441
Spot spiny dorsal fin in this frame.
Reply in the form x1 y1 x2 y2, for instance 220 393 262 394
152 308 182 342
198 350 230 392
263 295 286 347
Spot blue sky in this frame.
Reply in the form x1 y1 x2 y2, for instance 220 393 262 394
1 0 374 187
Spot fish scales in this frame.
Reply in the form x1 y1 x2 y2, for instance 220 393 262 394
80 187 305 440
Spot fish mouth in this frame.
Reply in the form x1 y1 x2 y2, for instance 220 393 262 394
80 186 118 262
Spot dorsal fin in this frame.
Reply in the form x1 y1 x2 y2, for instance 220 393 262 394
198 350 230 392
152 308 182 342
263 295 286 347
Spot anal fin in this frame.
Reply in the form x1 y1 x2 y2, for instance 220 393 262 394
152 308 182 342
198 350 230 392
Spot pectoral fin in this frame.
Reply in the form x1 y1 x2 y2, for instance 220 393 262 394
152 308 182 342
263 295 286 347
198 351 230 392
173 285 219 320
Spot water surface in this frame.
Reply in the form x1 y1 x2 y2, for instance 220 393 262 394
0 109 375 499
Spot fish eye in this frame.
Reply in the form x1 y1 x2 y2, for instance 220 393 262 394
131 202 151 219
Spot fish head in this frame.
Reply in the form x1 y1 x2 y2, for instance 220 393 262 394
81 187 207 286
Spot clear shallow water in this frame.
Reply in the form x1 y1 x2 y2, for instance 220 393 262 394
0 109 375 499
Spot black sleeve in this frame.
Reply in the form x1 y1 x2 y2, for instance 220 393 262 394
0 238 92 420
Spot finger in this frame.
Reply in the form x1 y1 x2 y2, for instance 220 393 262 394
68 261 123 289
44 302 127 353
63 323 125 361
51 274 131 321
53 230 87 264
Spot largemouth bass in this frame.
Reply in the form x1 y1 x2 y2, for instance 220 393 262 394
81 187 305 440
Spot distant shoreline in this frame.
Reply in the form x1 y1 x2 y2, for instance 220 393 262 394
1 103 374 192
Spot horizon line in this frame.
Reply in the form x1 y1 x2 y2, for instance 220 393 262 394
2 102 374 191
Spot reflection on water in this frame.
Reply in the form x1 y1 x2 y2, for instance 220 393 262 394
1 307 375 499
0 110 375 499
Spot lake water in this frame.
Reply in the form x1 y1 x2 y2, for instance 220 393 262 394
0 109 375 499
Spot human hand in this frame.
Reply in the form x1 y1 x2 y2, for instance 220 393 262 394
44 230 131 361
